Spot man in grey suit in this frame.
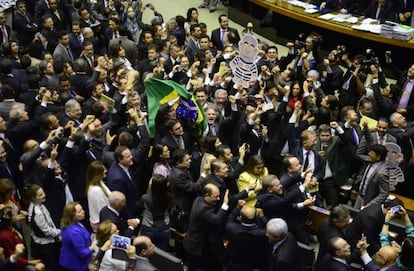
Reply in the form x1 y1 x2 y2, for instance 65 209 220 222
357 118 397 162
53 30 75 67
354 144 389 209
133 236 159 271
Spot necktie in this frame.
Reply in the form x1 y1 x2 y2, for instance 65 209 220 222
303 151 310 171
376 5 382 20
351 127 359 144
177 136 185 150
66 47 74 62
398 80 414 109
209 124 217 136
379 136 385 145
1 26 8 43
359 164 372 195
221 29 226 46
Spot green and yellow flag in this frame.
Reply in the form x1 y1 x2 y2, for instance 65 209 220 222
145 78 207 138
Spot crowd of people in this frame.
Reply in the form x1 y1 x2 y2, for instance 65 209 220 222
0 0 413 270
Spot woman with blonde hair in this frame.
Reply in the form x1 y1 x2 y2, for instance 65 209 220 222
85 161 111 232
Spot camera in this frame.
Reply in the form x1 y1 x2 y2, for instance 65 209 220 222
294 33 307 50
362 48 379 73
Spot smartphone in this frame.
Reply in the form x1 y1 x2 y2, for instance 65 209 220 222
392 206 400 213
321 144 328 152
112 235 131 250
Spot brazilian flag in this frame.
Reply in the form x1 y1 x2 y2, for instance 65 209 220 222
145 78 207 138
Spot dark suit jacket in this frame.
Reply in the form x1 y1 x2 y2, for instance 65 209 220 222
68 33 84 59
211 27 240 51
388 123 414 175
224 208 267 271
345 203 384 255
46 9 68 31
107 162 138 218
0 25 11 42
12 11 38 47
292 148 324 181
204 174 248 209
99 206 134 237
320 255 349 271
160 133 192 156
356 130 397 162
169 166 203 213
364 1 396 23
316 218 347 270
183 196 228 257
267 232 304 271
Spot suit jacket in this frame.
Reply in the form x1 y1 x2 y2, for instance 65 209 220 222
293 148 324 181
53 43 75 66
356 161 389 207
160 133 192 156
211 27 241 51
320 255 349 271
225 208 267 271
107 162 138 218
346 203 384 255
169 166 202 213
68 33 84 59
99 206 134 237
356 131 397 162
267 232 304 271
183 196 228 257
364 1 396 23
316 219 347 270
365 260 400 271
388 123 414 175
205 174 248 209
0 101 24 122
134 257 159 271
12 11 38 47
46 9 68 31
59 223 92 271
0 25 11 43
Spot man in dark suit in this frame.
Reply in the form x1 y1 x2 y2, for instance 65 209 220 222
321 237 352 271
160 119 193 155
388 112 414 196
211 15 240 52
217 144 246 194
357 118 397 162
395 0 414 25
279 156 316 244
224 205 267 271
170 150 203 207
257 173 314 249
12 0 39 48
99 191 139 237
68 21 84 59
46 0 68 32
0 12 10 44
266 218 304 271
183 183 229 271
363 0 396 23
354 144 389 209
330 106 363 186
107 146 139 218
315 206 351 271
345 197 403 256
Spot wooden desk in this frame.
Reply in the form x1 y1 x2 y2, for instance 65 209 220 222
248 0 414 49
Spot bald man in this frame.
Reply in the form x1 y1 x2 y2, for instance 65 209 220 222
184 183 229 271
357 235 399 271
133 236 159 271
99 191 140 237
225 205 267 270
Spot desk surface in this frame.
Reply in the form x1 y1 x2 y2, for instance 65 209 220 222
249 0 414 49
